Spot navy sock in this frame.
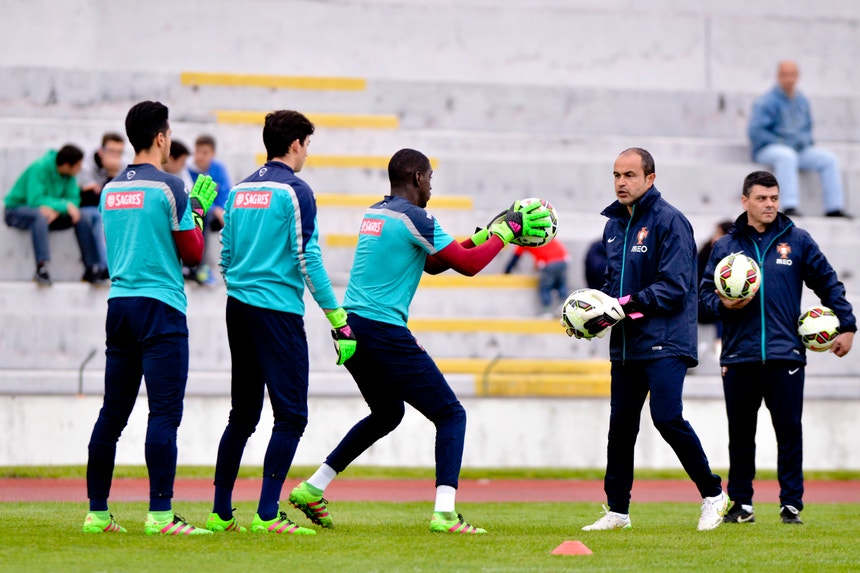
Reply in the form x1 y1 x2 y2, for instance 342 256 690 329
257 477 284 521
213 486 234 521
89 499 109 512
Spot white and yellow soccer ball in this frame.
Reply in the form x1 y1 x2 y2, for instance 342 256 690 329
714 253 761 300
797 305 841 352
561 288 608 339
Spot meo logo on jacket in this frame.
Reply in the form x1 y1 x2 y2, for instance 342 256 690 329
776 243 793 266
631 226 649 253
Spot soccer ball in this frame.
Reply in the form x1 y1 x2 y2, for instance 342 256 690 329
561 288 606 339
714 253 761 299
797 306 841 352
489 197 559 247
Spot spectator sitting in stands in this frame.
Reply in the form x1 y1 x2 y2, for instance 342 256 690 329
503 239 570 317
4 144 104 286
697 220 733 358
78 132 126 282
187 134 231 231
187 134 231 285
583 238 608 290
748 60 850 218
164 139 194 191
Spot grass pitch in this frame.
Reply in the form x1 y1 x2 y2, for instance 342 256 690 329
3 500 860 572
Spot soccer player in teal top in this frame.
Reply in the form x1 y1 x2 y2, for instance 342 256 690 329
207 110 356 535
83 101 218 535
289 148 553 534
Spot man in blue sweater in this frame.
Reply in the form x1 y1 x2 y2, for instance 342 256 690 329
748 61 849 218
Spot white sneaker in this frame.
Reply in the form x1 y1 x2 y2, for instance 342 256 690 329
698 490 729 531
581 505 632 531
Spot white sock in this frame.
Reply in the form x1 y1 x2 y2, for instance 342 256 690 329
306 463 337 492
434 485 456 513
742 504 754 513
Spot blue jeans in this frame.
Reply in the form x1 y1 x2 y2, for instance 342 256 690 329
538 261 568 308
754 144 845 213
326 313 467 489
4 206 104 270
605 357 722 513
81 206 108 271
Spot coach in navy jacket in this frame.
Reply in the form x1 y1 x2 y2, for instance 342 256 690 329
700 207 856 365
699 170 855 526
578 148 727 532
601 183 698 364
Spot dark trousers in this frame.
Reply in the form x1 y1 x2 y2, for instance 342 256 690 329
213 297 309 489
87 297 189 510
605 357 722 514
723 361 805 510
326 313 467 488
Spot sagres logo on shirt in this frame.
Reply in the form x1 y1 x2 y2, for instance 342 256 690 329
234 191 272 208
105 191 145 209
360 218 384 236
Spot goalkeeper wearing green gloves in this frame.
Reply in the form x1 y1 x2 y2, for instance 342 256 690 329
209 110 355 535
287 148 554 535
85 101 219 536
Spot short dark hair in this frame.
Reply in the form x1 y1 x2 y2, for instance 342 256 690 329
195 134 216 150
125 101 169 154
170 140 190 160
742 170 779 196
262 111 315 160
388 148 431 188
56 144 84 167
619 147 655 177
101 132 124 148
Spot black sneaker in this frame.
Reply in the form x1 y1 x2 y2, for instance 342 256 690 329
783 208 801 217
723 503 755 523
34 266 52 287
82 266 108 286
780 505 803 524
825 210 852 219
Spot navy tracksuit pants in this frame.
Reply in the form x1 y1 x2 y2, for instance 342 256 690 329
326 313 467 489
87 297 189 511
605 357 722 514
213 297 309 491
722 361 805 510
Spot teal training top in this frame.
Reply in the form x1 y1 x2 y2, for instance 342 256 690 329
220 161 339 314
100 163 195 314
343 195 455 327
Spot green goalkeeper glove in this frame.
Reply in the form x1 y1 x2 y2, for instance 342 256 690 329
326 307 357 365
488 200 553 245
470 227 490 246
189 174 217 232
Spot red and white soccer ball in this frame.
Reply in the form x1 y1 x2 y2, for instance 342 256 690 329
510 197 559 247
561 288 605 339
797 306 841 352
714 253 761 300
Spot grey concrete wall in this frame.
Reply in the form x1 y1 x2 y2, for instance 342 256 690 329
3 393 860 470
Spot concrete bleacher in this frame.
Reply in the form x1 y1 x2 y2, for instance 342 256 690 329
2 0 860 468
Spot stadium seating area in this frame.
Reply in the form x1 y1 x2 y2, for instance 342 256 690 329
1 0 859 467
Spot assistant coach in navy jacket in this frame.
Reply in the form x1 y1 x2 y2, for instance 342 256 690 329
699 170 855 525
